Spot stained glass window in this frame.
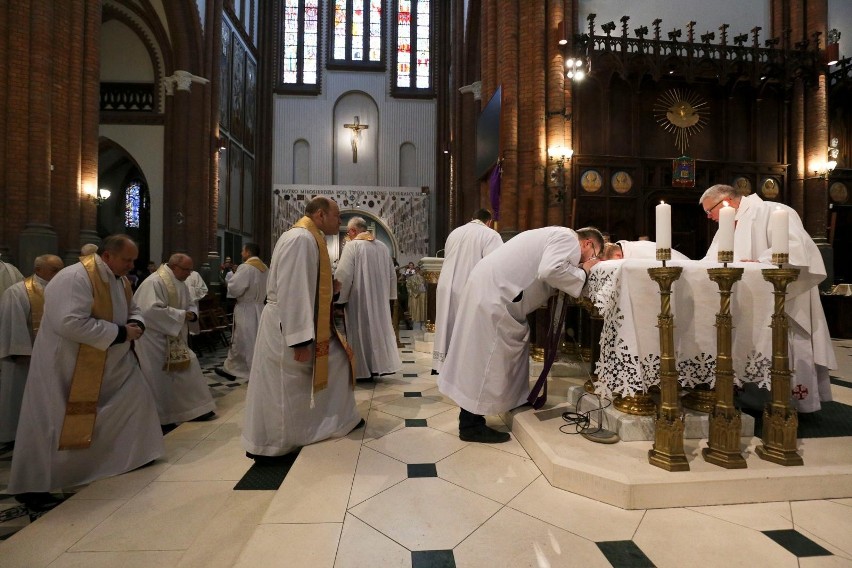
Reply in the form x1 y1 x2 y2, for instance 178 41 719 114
124 181 141 228
329 0 383 68
393 0 432 94
279 0 321 92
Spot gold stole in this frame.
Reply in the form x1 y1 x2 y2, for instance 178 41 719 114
58 255 130 450
292 216 355 393
244 257 268 272
352 231 375 242
23 276 45 336
156 265 192 372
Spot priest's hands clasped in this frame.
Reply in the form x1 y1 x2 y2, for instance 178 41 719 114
126 323 144 341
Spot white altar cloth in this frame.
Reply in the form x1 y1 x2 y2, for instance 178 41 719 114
587 259 777 398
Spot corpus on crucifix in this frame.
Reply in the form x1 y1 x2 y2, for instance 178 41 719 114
343 116 369 163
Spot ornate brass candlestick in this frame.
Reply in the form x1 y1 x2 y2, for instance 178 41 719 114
755 257 803 466
647 252 689 471
702 265 747 469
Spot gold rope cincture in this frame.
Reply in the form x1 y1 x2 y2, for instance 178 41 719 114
244 257 268 272
23 275 45 337
157 264 192 372
292 216 356 408
58 255 113 450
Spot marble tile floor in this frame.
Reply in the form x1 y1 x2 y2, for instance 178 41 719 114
0 335 850 567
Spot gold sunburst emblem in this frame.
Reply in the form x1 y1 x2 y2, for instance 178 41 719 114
653 89 710 154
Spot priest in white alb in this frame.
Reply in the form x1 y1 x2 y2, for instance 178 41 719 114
134 253 217 427
242 197 361 462
432 208 502 372
439 226 604 443
219 243 268 380
0 256 24 299
0 254 64 443
7 236 164 509
700 184 836 412
335 216 401 379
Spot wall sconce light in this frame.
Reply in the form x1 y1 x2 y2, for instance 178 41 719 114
827 137 840 175
826 29 841 66
547 146 574 202
89 188 110 205
557 20 569 46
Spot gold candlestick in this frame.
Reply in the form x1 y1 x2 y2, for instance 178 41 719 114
647 264 689 471
702 266 747 469
755 266 803 466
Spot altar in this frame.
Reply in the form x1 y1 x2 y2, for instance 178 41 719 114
586 258 777 399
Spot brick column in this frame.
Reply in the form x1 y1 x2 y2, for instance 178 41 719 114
518 0 546 230
17 1 58 271
495 0 519 238
78 0 102 250
546 0 567 227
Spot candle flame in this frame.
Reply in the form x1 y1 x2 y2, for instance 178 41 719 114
660 200 665 204
722 201 729 207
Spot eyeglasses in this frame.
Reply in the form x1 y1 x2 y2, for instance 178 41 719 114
703 199 725 215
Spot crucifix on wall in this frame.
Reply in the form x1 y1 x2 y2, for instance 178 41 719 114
343 116 369 163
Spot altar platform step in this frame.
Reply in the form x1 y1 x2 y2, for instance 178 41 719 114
504 396 852 510
565 385 755 441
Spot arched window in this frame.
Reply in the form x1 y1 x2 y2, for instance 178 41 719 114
278 0 321 93
392 0 433 95
328 0 384 69
124 181 142 228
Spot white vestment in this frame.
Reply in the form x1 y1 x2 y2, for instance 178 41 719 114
433 220 503 371
703 193 837 412
0 260 24 299
0 277 46 442
134 266 216 424
7 257 164 493
223 257 268 379
184 270 208 302
335 238 401 379
242 227 360 457
439 227 588 415
616 240 690 260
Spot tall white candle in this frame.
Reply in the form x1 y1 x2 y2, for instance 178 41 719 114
656 201 671 250
770 207 789 255
718 201 735 255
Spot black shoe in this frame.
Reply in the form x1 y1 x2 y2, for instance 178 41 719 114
161 423 178 435
190 411 217 422
15 492 66 512
349 418 366 434
246 451 298 466
459 424 511 443
213 367 237 381
459 408 487 429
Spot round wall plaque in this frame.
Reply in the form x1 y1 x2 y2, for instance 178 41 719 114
581 170 602 193
761 178 779 199
611 171 633 194
829 182 848 203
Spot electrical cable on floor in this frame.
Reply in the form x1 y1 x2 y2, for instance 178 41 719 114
557 331 620 444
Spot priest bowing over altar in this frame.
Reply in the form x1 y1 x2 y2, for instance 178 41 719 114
699 184 837 412
439 226 604 443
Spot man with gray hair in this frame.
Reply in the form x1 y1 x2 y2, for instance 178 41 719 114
134 253 216 430
699 184 836 412
8 235 164 510
0 254 64 444
80 243 99 256
335 216 401 380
